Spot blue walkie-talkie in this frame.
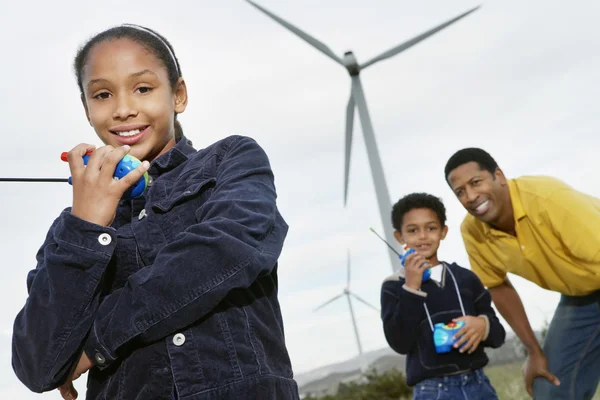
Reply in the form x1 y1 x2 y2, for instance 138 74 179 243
369 228 431 282
400 245 431 282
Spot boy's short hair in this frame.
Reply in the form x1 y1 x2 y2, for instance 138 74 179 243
444 148 499 183
391 193 447 231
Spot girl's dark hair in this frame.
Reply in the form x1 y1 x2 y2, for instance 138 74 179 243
391 192 447 231
73 24 184 138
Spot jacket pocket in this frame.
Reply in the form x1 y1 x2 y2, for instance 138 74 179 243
152 177 216 214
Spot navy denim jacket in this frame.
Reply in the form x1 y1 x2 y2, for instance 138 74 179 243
12 135 299 399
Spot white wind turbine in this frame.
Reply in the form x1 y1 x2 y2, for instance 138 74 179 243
246 1 480 272
313 251 379 372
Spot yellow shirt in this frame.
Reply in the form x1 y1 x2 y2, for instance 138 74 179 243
460 176 600 296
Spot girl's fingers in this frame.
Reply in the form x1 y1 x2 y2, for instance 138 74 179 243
115 160 150 193
67 144 96 177
85 145 116 178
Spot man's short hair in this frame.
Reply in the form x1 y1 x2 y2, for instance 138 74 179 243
444 148 499 182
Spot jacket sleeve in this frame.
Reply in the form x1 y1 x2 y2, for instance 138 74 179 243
471 273 505 348
12 211 118 392
83 136 288 370
380 279 427 355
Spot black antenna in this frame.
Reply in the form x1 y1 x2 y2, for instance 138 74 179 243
0 178 68 182
369 227 401 256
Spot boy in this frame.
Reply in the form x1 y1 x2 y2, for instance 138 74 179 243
380 193 505 399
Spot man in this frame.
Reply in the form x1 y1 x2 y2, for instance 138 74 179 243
444 147 600 399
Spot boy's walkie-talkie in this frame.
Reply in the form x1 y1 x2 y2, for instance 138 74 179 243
60 151 150 200
369 228 431 282
400 245 431 282
433 321 466 353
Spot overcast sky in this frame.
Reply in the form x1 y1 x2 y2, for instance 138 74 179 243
1 0 599 397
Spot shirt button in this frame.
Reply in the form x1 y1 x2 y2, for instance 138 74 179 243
94 352 106 365
138 209 147 220
521 245 525 249
173 333 186 346
98 233 112 246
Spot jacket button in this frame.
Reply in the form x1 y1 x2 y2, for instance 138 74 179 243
173 333 186 346
94 353 106 365
98 233 112 246
138 209 147 220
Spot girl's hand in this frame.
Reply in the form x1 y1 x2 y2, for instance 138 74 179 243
68 143 150 227
57 351 94 399
404 252 430 291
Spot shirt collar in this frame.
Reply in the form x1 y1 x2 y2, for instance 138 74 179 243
508 179 526 221
148 135 196 177
481 178 525 237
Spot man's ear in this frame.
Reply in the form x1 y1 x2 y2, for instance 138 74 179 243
80 94 92 126
494 167 508 185
393 231 405 245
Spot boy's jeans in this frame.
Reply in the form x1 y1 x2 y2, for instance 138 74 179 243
413 369 498 400
532 291 600 400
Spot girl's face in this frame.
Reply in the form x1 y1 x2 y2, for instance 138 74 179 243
80 38 187 162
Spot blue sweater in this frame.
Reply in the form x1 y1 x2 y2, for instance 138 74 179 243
380 262 505 386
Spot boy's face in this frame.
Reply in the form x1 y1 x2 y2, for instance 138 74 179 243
394 208 447 260
447 161 509 226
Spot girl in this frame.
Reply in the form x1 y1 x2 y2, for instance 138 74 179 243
11 24 299 400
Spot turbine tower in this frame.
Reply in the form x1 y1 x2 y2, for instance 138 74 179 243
246 1 480 272
314 250 379 372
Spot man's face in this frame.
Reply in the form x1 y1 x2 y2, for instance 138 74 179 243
447 161 509 225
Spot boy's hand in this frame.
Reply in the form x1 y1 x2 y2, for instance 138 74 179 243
451 316 487 354
404 252 430 291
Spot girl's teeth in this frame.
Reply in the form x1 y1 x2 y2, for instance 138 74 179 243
118 129 141 137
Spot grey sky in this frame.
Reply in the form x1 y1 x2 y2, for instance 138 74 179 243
1 0 598 397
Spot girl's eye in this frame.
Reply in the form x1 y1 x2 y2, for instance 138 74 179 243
93 92 110 100
136 87 153 94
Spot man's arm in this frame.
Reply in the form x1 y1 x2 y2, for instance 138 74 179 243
489 278 560 396
488 278 541 354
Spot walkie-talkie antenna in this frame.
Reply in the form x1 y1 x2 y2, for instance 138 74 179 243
0 178 68 182
369 227 401 256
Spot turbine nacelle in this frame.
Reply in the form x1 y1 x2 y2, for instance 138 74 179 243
342 51 360 76
246 0 481 273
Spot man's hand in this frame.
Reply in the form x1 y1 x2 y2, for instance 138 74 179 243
58 351 94 399
451 315 487 354
523 349 560 397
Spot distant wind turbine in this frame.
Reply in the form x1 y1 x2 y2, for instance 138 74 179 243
246 1 480 272
313 250 379 372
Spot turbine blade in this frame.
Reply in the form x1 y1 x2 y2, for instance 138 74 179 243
313 293 344 312
246 0 343 65
351 293 379 312
360 5 481 70
346 249 351 288
344 91 355 206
